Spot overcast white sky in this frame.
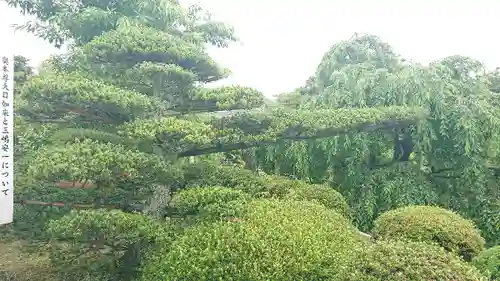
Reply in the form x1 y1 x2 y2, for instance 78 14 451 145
1 0 499 96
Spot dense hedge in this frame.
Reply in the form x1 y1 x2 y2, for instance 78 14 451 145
473 245 500 280
284 183 350 218
46 209 173 280
180 162 350 217
141 199 362 280
372 205 485 261
169 186 250 220
181 161 299 197
338 240 488 281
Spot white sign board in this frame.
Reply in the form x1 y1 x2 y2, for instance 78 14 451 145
0 53 14 226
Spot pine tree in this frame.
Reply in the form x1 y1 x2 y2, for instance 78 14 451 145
6 1 426 279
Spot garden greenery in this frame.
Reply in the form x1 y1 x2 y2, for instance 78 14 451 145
1 0 499 280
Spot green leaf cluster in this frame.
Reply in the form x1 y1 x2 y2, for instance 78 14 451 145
46 209 173 280
473 245 500 280
372 205 486 261
250 33 500 244
338 240 487 281
5 1 500 280
177 161 350 217
169 186 250 220
141 199 362 281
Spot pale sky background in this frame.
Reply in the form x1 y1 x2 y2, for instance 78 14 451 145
1 0 499 96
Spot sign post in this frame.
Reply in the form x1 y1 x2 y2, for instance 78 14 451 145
0 53 14 226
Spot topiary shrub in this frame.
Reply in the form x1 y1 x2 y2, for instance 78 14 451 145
181 161 266 191
141 199 363 280
181 161 341 200
253 174 308 198
372 205 485 261
284 184 350 218
46 209 173 281
473 245 500 280
169 186 250 220
337 240 488 281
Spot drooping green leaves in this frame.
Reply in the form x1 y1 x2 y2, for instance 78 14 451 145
255 34 500 245
314 33 401 92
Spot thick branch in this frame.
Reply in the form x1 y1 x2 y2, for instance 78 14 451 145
178 120 415 157
124 106 427 158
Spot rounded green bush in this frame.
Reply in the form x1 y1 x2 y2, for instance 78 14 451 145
169 186 250 220
182 161 337 199
338 240 488 281
372 205 485 261
47 209 171 280
255 175 310 198
181 162 266 191
473 245 500 280
285 184 350 218
141 199 363 281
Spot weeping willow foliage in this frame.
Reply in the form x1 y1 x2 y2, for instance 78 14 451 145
249 34 500 243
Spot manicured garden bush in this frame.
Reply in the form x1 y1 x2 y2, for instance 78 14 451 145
169 186 250 220
46 209 172 280
473 245 500 280
284 183 350 218
372 205 485 261
181 162 350 217
141 199 363 280
181 161 266 191
338 240 488 281
181 161 319 197
181 161 290 196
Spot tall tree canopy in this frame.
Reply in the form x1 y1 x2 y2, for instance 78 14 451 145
250 33 500 244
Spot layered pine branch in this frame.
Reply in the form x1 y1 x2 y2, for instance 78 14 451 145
13 21 426 211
